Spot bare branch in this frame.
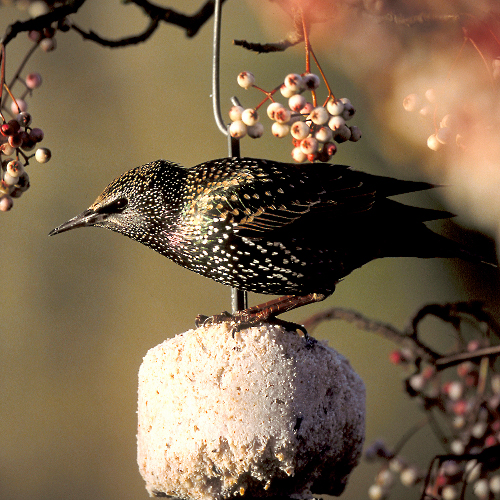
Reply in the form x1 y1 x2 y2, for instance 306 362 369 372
129 0 229 38
1 0 87 46
71 18 160 47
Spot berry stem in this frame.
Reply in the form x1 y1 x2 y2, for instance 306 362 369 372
253 85 279 110
0 44 5 123
6 41 39 92
309 48 335 103
466 35 495 88
301 11 317 107
3 82 19 114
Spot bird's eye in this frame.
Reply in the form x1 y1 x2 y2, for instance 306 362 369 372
97 197 128 215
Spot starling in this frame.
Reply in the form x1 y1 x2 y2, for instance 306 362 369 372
49 157 484 323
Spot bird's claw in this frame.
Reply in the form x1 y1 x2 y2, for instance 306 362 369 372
194 311 315 347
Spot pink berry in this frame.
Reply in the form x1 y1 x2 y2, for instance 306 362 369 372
300 102 314 115
28 30 43 42
40 38 57 52
25 72 42 89
11 99 27 114
274 107 291 124
0 194 13 211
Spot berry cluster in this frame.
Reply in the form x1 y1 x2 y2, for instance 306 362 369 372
0 71 51 212
365 303 500 500
230 71 362 163
403 89 463 152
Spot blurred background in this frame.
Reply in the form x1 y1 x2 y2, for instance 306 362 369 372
1 1 499 499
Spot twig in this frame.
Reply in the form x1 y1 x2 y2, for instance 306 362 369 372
301 306 439 361
129 0 229 38
71 18 160 47
1 0 87 46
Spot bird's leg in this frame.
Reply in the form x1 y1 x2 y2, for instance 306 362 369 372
196 292 331 344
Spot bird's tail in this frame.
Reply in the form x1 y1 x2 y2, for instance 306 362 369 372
384 223 498 268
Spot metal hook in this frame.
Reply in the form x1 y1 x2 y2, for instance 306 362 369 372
212 0 248 313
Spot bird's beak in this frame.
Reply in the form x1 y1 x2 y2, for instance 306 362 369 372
49 208 100 236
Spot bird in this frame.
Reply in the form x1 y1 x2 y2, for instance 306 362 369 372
49 157 488 327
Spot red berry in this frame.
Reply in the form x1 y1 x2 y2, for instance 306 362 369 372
1 123 12 136
8 133 22 148
452 400 468 416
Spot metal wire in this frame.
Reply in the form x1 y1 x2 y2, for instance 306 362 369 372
212 0 248 313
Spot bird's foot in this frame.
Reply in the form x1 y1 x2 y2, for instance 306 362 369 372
195 310 316 348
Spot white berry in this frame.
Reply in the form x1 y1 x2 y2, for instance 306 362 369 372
280 84 296 98
229 120 247 138
291 147 307 163
328 115 346 131
302 73 320 90
349 126 362 142
284 73 303 93
291 121 310 140
237 71 255 89
327 98 345 116
271 122 289 138
342 101 355 120
309 106 329 125
228 105 244 121
247 122 264 139
314 126 333 143
427 134 442 151
299 137 318 155
425 88 437 103
288 94 307 112
241 108 259 126
334 124 352 143
403 94 421 112
267 102 285 120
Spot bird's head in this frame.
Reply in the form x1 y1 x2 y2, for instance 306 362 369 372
49 160 185 240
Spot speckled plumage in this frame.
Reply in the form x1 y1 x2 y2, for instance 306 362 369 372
50 157 469 301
